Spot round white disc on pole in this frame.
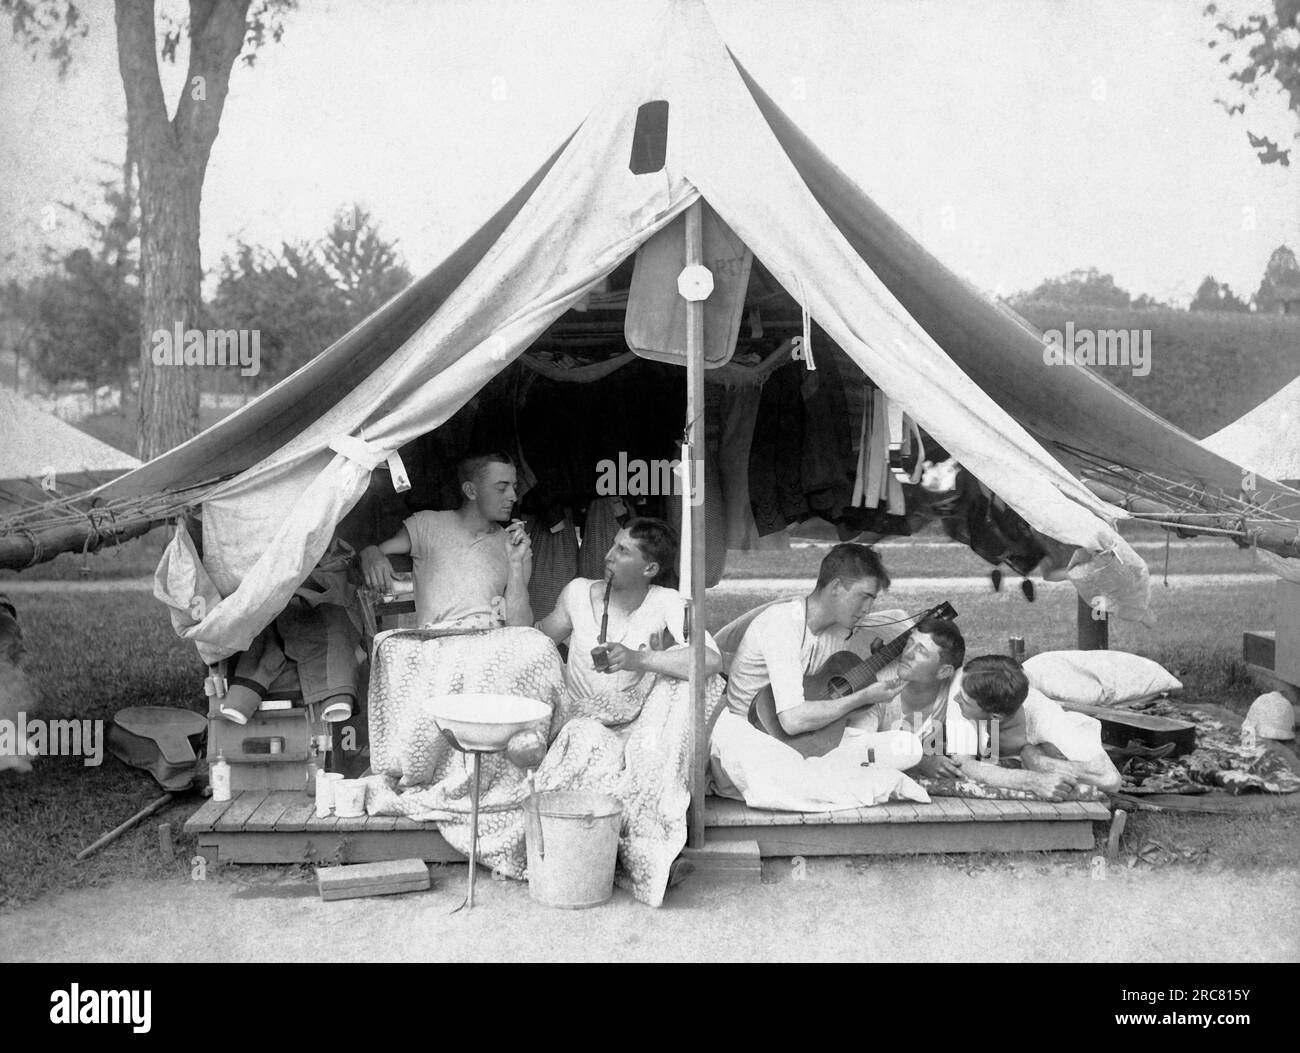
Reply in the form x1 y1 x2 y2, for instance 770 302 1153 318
677 264 715 301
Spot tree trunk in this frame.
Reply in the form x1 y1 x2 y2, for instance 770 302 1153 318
114 0 251 461
136 152 202 458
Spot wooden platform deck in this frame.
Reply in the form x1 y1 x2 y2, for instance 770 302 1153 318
703 796 1108 855
185 790 1109 864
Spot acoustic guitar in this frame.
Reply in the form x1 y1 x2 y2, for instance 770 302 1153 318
746 601 958 758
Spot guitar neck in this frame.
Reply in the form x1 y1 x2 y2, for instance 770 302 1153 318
838 602 956 695
840 634 910 694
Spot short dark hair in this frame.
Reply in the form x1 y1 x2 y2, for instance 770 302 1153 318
626 516 678 587
961 655 1029 717
814 543 890 593
457 451 514 487
914 616 964 671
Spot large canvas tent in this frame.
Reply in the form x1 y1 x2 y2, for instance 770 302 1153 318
1202 375 1300 485
0 389 140 515
4 0 1299 636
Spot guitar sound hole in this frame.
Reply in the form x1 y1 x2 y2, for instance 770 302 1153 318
827 676 851 698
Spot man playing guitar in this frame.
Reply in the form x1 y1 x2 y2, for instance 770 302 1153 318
723 544 904 744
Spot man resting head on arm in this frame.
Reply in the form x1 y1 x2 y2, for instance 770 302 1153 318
949 655 1122 799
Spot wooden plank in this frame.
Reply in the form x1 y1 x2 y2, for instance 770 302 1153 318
882 802 920 823
317 859 431 900
273 796 317 830
963 798 1005 822
364 815 399 832
1019 799 1068 820
304 809 339 832
704 801 807 828
391 816 432 832
203 829 463 865
183 793 235 834
809 807 867 826
214 791 268 832
1078 801 1113 821
707 820 1097 856
244 791 297 832
702 796 748 827
1243 629 1275 671
909 800 955 823
988 799 1031 819
333 814 371 832
681 840 762 885
926 796 975 822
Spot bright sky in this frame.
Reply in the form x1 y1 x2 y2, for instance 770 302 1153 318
2 0 1297 305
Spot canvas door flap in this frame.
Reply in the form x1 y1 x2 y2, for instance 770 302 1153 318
625 200 751 367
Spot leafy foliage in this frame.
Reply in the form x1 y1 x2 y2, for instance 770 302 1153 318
1189 275 1252 312
156 0 296 69
209 206 412 385
3 170 140 395
1253 243 1300 311
1 0 87 77
1206 0 1300 164
320 205 412 321
23 248 137 390
1010 267 1134 310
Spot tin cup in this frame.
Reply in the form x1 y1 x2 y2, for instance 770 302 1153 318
315 771 344 818
334 779 367 818
591 644 611 672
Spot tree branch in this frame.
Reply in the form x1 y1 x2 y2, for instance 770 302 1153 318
113 0 170 159
174 0 252 170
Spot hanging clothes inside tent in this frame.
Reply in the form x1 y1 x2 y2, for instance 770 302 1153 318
747 335 856 537
576 496 627 579
527 510 579 622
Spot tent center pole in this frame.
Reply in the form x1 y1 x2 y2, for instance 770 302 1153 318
684 199 709 849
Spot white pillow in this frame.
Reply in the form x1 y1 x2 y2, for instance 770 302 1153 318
1022 650 1181 707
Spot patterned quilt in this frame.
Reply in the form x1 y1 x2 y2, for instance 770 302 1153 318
363 625 723 906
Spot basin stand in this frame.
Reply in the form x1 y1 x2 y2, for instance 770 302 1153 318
467 750 482 908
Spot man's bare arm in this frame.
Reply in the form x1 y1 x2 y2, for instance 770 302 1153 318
360 527 412 591
952 756 1078 801
603 643 724 681
503 561 533 627
777 678 901 736
501 529 533 627
1020 743 1121 793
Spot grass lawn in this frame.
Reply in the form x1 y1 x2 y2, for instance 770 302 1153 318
0 593 205 910
723 534 1266 581
1 580 1295 912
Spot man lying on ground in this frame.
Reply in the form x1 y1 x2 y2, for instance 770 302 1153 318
948 655 1123 797
359 451 533 628
846 615 965 779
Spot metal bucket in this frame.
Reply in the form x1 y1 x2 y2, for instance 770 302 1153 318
524 790 623 909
